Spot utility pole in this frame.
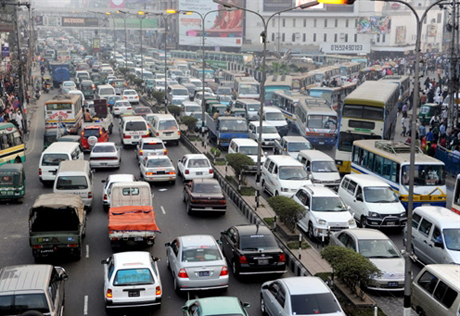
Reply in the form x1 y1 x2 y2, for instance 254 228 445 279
14 5 28 133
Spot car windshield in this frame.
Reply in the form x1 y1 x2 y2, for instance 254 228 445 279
265 112 285 121
219 120 248 132
115 101 130 107
312 196 347 212
311 161 338 173
258 125 278 134
114 268 154 286
191 113 203 120
358 239 401 258
363 187 399 203
56 176 88 190
83 129 101 137
239 146 258 155
307 115 337 129
287 142 312 152
93 145 115 153
188 159 210 168
135 108 152 114
182 246 222 262
125 121 147 131
443 229 460 251
217 88 232 95
124 91 137 95
240 234 279 251
0 294 50 315
401 165 445 186
279 166 308 180
219 96 232 102
185 106 201 112
193 182 222 194
42 154 68 166
239 83 259 95
290 293 342 315
158 120 178 130
146 158 171 168
173 89 188 96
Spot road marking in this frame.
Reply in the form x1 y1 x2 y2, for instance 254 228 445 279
161 206 166 214
83 295 88 315
86 245 89 258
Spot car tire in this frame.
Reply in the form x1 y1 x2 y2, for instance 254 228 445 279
173 277 181 294
183 191 186 203
275 191 279 196
260 295 268 316
417 308 426 316
261 180 267 193
308 222 315 240
170 179 176 185
166 256 171 270
232 260 240 278
360 216 368 228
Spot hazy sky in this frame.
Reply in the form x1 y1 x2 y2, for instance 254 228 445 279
34 0 72 8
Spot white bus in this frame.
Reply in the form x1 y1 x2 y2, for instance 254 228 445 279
44 94 83 134
233 77 260 100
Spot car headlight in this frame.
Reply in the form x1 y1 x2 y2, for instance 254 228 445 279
281 188 289 192
312 179 321 183
369 212 380 218
400 212 406 218
318 219 326 225
348 218 356 226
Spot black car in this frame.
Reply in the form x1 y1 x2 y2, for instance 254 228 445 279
220 224 286 277
183 179 227 214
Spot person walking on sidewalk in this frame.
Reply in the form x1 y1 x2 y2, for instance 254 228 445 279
401 117 407 137
419 124 426 141
402 103 408 118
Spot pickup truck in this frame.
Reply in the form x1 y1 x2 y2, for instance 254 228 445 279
108 181 160 247
205 115 249 148
29 193 87 260
82 99 114 134
273 136 313 159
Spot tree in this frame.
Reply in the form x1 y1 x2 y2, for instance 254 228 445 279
151 91 165 105
267 196 305 232
321 246 381 297
167 105 181 118
181 116 198 134
226 153 254 181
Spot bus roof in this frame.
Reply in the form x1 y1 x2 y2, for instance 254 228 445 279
344 81 399 106
45 94 81 103
0 122 17 130
265 75 293 87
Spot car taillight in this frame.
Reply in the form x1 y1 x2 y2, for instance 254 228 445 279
279 253 286 262
39 168 42 176
239 255 248 264
185 170 189 174
88 192 92 199
123 96 127 99
146 172 154 175
178 131 181 135
114 107 119 111
163 149 167 155
220 266 228 276
139 149 143 156
156 286 161 296
168 171 176 175
123 134 131 139
135 96 139 98
141 134 149 138
106 289 113 299
178 268 188 278
127 107 132 110
103 194 107 201
156 132 159 136
209 169 213 174
219 199 226 204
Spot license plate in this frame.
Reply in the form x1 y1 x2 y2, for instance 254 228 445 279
387 222 396 226
100 163 107 166
388 282 399 287
41 249 54 253
133 136 140 139
319 142 325 145
156 171 165 175
128 290 140 297
258 259 269 265
164 132 172 136
135 237 144 241
196 172 203 176
205 207 213 210
199 271 210 277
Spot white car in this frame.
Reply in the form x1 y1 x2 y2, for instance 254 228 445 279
122 89 140 105
101 173 136 211
102 252 162 310
153 79 166 92
89 142 121 169
112 100 132 117
139 155 176 184
136 137 167 162
61 80 77 90
248 121 281 148
181 101 201 117
177 154 214 182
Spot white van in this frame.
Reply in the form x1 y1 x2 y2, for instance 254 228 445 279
406 206 460 264
233 99 261 120
412 264 460 316
53 160 94 211
229 138 266 173
39 142 84 186
248 121 280 148
260 106 289 137
97 85 116 100
167 84 190 105
261 155 312 197
297 150 341 187
338 174 406 229
149 114 180 145
110 181 153 207
100 67 114 76
120 116 150 146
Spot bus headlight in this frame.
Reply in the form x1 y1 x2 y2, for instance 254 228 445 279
336 160 343 166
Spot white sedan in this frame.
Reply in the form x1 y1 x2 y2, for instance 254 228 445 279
89 142 121 168
122 89 140 104
139 155 176 184
61 81 77 90
112 100 132 117
177 154 214 182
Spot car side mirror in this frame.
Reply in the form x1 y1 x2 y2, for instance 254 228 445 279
220 231 225 235
356 194 363 202
216 240 222 245
304 206 310 212
153 257 161 262
261 284 269 290
434 241 444 249
101 259 108 264
243 302 251 308
101 179 106 183
182 306 188 312
165 242 171 247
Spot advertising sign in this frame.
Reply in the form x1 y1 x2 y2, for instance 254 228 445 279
47 17 60 26
93 38 100 52
62 17 99 27
1 45 9 58
35 16 44 26
113 18 158 29
263 0 294 11
396 26 406 44
110 0 125 8
320 43 370 54
427 24 437 37
178 0 243 47
357 17 391 34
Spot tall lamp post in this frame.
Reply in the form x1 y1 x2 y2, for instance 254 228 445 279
105 12 117 47
117 11 129 65
372 0 453 314
119 11 147 75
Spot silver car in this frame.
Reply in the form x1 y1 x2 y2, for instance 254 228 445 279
165 235 229 292
136 137 167 162
139 155 176 184
329 228 405 291
89 142 121 169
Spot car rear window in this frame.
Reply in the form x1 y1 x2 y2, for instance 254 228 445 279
290 293 342 315
83 129 101 137
193 183 222 194
135 108 152 114
124 91 136 95
100 88 114 95
125 121 147 131
42 154 69 166
0 294 50 315
182 247 221 262
93 145 115 153
56 176 88 190
114 268 154 286
158 120 178 130
240 234 278 250
146 158 171 168
142 143 164 150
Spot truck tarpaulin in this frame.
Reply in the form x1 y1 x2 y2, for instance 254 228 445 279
108 206 160 232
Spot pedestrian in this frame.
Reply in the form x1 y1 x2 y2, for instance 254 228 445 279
16 110 23 131
434 93 442 105
426 128 434 143
402 102 408 118
420 92 427 106
440 122 446 138
401 117 407 137
419 124 426 141
442 108 448 123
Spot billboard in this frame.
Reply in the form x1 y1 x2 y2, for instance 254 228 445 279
93 38 100 52
320 43 370 54
395 26 406 44
62 17 99 27
357 17 391 34
35 16 44 26
110 0 125 8
178 0 243 47
263 0 294 11
113 18 158 29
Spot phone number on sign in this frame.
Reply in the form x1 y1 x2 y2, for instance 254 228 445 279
330 44 364 51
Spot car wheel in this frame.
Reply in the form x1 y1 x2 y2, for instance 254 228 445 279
183 191 186 203
360 216 368 228
261 180 267 193
166 256 170 270
173 277 180 293
417 308 426 316
260 295 268 316
232 260 240 278
308 222 315 240
275 191 279 196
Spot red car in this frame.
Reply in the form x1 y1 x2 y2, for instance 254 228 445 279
81 126 109 151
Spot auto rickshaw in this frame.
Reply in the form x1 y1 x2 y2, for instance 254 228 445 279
0 163 25 203
42 76 52 92
69 63 76 77
419 103 438 125
91 73 102 87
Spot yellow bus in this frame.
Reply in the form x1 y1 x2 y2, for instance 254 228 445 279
351 140 447 210
335 81 399 174
0 123 25 166
44 94 83 135
379 75 411 103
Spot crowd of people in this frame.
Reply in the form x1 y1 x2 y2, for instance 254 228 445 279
0 76 25 133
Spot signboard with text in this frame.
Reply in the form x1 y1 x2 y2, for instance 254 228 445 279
113 18 158 29
62 17 99 27
93 38 100 52
320 43 370 54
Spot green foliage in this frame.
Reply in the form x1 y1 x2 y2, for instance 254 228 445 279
133 78 143 88
267 196 305 232
126 74 136 83
118 67 129 75
182 116 198 134
287 240 310 250
226 153 254 177
210 147 221 157
240 186 255 196
321 246 381 291
152 91 165 105
167 105 182 117
263 217 274 226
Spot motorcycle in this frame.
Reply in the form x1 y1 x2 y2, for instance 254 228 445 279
43 84 50 94
35 88 41 99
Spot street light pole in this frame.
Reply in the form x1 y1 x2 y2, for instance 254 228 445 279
373 1 453 314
